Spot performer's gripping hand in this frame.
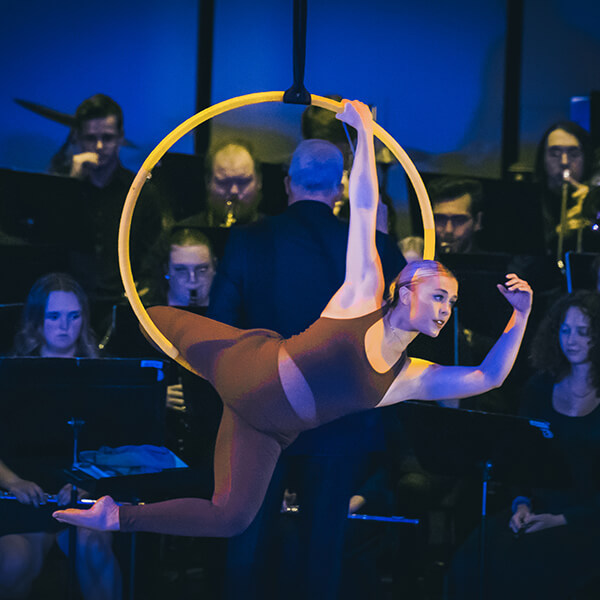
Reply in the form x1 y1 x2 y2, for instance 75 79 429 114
335 99 373 130
53 495 120 532
496 274 532 315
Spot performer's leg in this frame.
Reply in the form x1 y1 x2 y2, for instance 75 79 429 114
120 407 282 538
211 407 282 536
147 306 245 378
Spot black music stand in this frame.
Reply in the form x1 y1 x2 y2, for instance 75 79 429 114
565 251 599 292
61 465 213 600
0 168 86 246
0 357 171 599
397 401 562 600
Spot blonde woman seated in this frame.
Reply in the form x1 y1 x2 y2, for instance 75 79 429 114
0 273 121 600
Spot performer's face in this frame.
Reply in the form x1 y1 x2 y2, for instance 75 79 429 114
76 115 123 170
208 145 260 225
559 306 592 365
544 128 584 193
42 291 83 357
167 244 216 307
406 275 458 337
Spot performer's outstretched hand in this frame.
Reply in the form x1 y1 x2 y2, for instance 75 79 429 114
497 274 533 315
336 99 373 130
53 495 120 531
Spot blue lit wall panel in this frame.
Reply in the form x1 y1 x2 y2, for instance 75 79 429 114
211 0 507 177
0 0 198 172
519 0 600 166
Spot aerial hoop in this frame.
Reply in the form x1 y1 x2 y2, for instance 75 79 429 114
118 92 435 371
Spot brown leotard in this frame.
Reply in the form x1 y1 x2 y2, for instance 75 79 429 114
119 305 406 537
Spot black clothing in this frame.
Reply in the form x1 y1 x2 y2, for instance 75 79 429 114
207 199 405 599
447 372 600 599
70 165 167 298
518 374 600 528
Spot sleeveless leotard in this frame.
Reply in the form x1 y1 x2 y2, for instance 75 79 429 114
119 306 406 537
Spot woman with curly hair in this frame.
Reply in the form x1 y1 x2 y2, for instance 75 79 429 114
448 290 600 599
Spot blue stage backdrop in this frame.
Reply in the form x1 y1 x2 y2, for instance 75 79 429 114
1 0 599 183
0 0 198 173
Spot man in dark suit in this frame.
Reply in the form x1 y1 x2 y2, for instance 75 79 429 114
207 138 405 599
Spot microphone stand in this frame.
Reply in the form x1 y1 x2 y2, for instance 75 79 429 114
556 169 570 272
66 418 85 600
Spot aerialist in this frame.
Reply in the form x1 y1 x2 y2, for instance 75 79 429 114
54 100 532 537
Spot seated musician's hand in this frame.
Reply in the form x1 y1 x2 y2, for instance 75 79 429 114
8 478 46 507
69 151 99 178
509 503 532 533
53 495 120 532
56 484 89 507
566 176 589 203
496 274 532 315
166 383 185 411
518 512 566 534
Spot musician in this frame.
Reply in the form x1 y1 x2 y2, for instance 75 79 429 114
49 94 169 298
428 177 484 255
0 273 121 599
143 227 217 309
177 141 262 228
534 121 600 253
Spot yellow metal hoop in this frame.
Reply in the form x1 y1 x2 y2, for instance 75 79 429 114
119 92 435 371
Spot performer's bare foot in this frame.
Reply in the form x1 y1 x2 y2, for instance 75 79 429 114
53 495 120 531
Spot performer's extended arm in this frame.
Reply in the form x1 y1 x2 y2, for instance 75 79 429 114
322 100 384 318
383 274 533 404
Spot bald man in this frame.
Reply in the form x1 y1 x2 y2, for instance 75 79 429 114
208 138 405 599
179 142 262 228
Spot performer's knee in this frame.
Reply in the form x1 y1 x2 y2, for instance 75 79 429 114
216 506 257 538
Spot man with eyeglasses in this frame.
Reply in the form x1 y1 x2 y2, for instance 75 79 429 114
428 177 483 255
534 121 600 253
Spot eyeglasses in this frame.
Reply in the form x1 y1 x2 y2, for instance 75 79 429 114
546 146 583 161
171 264 213 282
